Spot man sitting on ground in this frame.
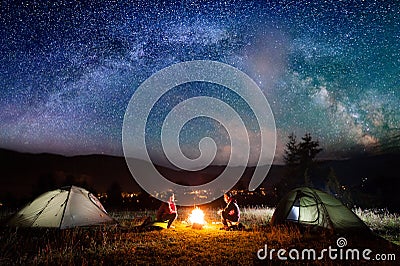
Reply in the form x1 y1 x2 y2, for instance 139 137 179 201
217 191 241 230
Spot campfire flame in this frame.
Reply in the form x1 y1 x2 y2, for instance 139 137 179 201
188 207 206 225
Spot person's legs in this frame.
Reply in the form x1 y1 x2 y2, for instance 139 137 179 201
221 211 239 227
228 211 239 223
140 216 152 227
163 213 177 228
221 211 228 227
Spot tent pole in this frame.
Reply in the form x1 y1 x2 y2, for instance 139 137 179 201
59 186 73 229
29 193 59 227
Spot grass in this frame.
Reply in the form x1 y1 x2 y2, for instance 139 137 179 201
1 207 399 265
354 208 400 245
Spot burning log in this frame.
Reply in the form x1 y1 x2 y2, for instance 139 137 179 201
191 223 203 230
188 207 206 229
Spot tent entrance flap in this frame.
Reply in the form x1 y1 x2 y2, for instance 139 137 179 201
286 198 300 221
286 206 299 221
286 195 320 224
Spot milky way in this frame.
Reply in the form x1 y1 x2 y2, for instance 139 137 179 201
0 0 399 163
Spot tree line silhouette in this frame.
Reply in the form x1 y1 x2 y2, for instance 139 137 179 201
276 132 352 206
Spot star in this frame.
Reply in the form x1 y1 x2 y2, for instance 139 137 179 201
0 0 399 164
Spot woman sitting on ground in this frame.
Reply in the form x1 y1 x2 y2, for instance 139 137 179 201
156 192 177 229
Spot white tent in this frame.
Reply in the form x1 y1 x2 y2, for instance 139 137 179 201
7 185 114 229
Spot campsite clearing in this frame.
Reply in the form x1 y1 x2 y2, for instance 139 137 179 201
1 208 399 265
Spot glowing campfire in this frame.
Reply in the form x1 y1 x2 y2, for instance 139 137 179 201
188 207 206 229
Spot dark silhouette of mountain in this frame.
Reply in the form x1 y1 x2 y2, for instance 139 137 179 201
0 148 140 198
0 148 284 201
0 148 399 210
319 153 400 187
318 153 400 211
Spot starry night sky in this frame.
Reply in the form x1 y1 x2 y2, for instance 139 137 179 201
1 0 399 164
